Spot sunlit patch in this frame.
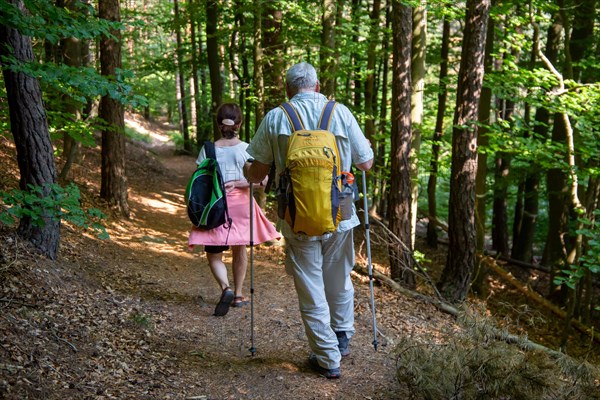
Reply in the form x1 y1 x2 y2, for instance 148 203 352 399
137 197 180 213
125 116 169 144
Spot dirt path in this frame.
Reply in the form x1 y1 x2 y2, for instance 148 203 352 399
0 119 453 399
114 127 411 399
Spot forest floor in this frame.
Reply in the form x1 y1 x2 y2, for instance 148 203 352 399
0 114 599 399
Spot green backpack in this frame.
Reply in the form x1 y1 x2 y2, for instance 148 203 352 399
185 141 232 231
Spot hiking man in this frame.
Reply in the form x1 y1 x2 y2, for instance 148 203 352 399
244 62 374 379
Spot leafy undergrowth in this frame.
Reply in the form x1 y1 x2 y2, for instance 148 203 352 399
0 116 599 399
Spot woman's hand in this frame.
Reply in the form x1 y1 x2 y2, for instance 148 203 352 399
224 181 236 193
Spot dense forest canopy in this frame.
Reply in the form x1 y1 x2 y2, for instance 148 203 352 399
1 0 599 350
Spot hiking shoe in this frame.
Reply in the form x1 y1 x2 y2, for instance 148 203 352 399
308 354 341 379
336 331 350 357
214 288 234 316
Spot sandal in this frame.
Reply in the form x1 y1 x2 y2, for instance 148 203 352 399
231 296 249 307
214 287 234 316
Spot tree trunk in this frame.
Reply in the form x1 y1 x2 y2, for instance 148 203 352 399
351 0 361 108
409 4 426 248
492 34 517 257
364 0 380 214
389 0 413 287
320 0 337 98
427 18 450 249
542 6 572 300
231 1 250 140
364 0 380 144
0 0 60 259
206 0 222 139
253 0 264 124
99 0 129 218
262 3 284 111
376 5 391 216
197 20 210 143
189 0 204 145
174 0 191 152
437 0 490 303
511 16 561 262
58 0 83 181
474 2 496 262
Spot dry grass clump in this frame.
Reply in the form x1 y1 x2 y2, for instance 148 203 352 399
395 308 600 400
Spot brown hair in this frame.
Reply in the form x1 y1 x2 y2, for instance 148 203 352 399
216 103 243 139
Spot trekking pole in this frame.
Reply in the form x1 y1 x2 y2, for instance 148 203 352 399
361 169 379 351
249 182 256 356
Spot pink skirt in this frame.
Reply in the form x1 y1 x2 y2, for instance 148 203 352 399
188 187 280 249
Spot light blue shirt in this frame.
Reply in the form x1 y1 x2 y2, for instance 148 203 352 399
247 92 374 239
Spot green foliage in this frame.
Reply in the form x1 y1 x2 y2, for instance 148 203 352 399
554 210 600 290
124 126 152 144
0 0 146 111
0 183 108 240
0 0 119 43
129 311 153 330
168 130 186 151
46 110 96 147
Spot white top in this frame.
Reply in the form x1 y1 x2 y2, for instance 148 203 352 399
196 142 251 183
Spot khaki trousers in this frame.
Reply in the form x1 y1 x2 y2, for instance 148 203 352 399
285 229 355 369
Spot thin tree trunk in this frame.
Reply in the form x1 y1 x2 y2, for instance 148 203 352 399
364 0 380 214
491 22 515 256
174 0 191 152
197 21 210 143
364 0 380 144
474 5 495 265
389 0 414 287
0 0 60 259
409 4 426 248
58 0 84 181
253 0 264 124
438 0 490 303
427 17 450 249
511 16 562 262
320 0 337 98
376 4 391 217
351 0 361 108
189 0 202 146
99 0 129 218
206 0 222 139
262 3 284 111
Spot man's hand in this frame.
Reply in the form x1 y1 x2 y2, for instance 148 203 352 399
244 159 271 184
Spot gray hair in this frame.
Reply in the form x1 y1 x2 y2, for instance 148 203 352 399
286 62 319 91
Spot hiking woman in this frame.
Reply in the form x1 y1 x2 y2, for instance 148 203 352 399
188 103 280 317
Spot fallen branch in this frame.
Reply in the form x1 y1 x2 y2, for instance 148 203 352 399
354 263 566 357
485 251 551 273
0 298 36 307
479 255 599 344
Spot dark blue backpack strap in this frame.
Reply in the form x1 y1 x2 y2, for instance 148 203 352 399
280 102 304 132
318 100 337 130
204 141 216 160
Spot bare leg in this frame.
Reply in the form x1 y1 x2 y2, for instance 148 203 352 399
231 245 248 298
206 252 229 291
207 251 234 316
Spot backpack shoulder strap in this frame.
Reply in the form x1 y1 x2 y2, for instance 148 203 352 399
280 102 304 132
204 141 216 160
318 100 337 131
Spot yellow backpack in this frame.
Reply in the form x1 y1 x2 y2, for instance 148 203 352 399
277 100 344 236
